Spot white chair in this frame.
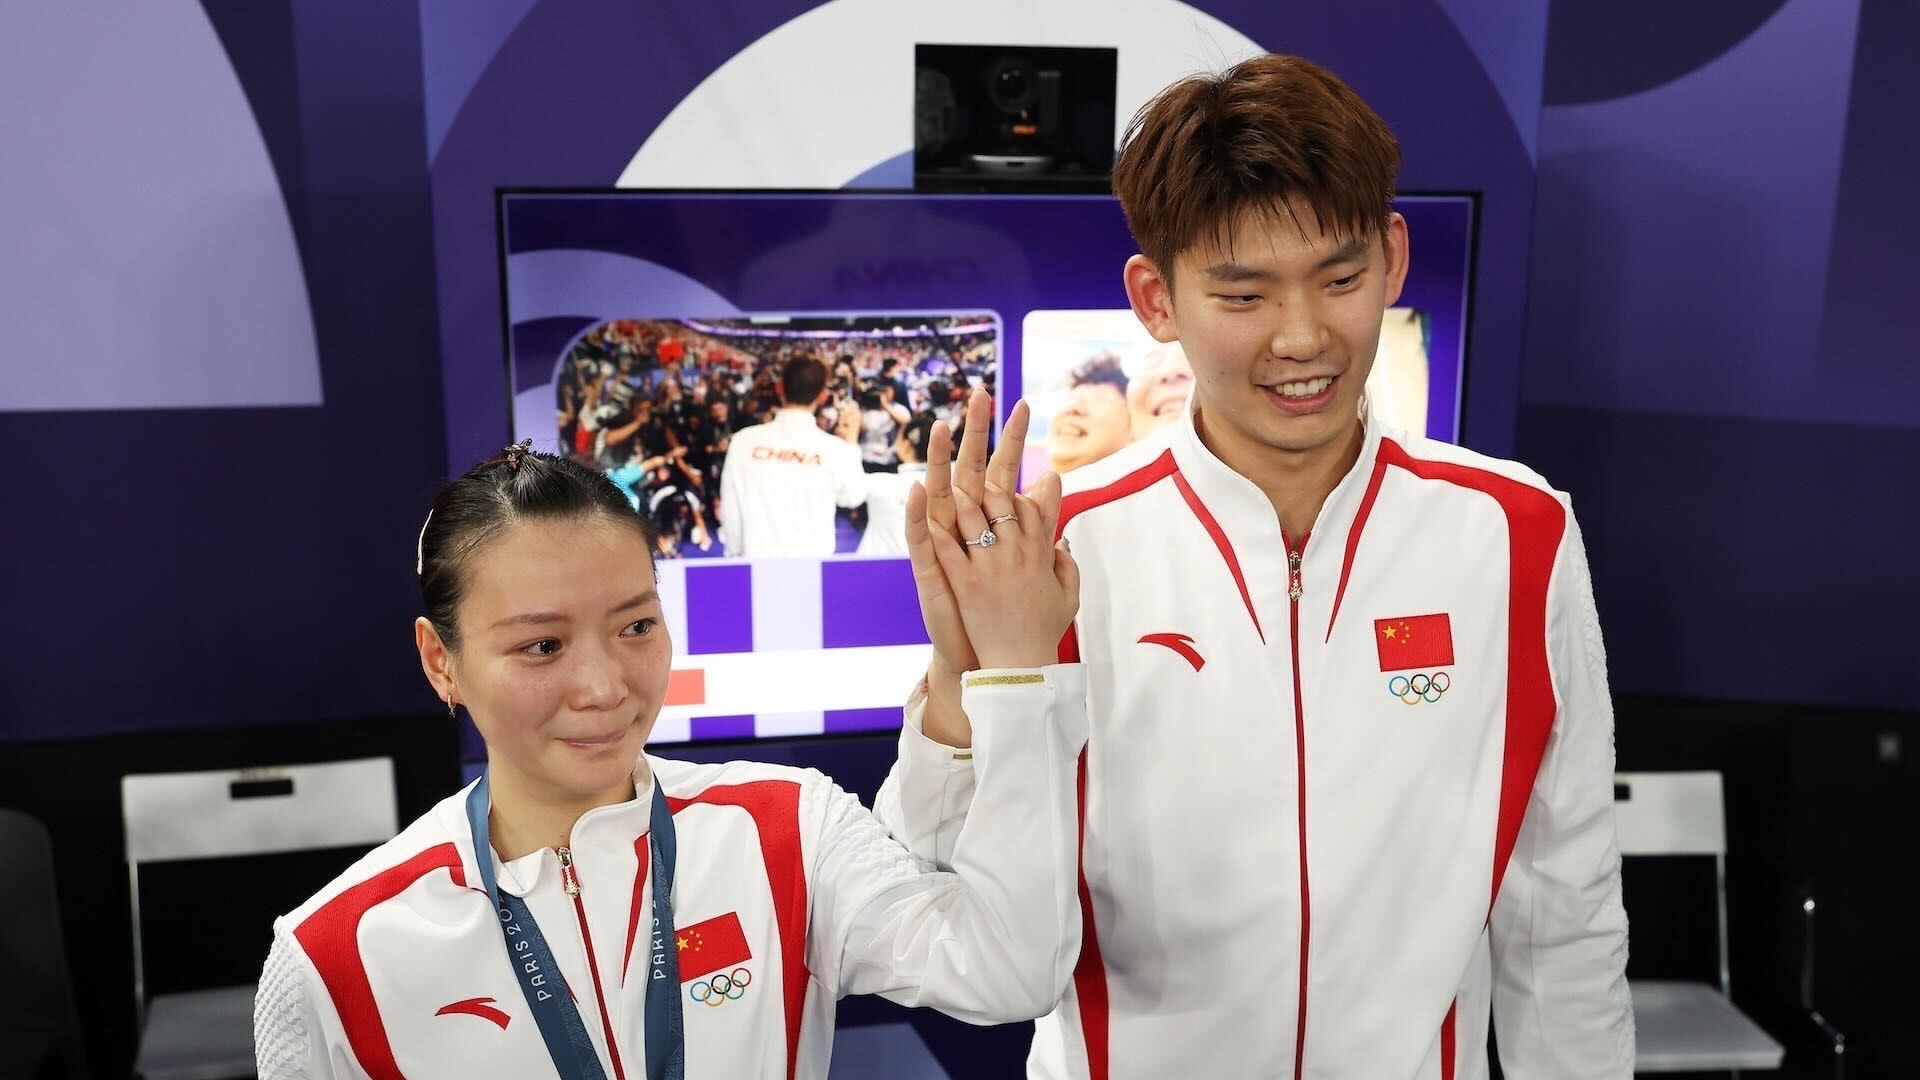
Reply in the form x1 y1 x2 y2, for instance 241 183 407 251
123 757 399 1080
1614 770 1784 1073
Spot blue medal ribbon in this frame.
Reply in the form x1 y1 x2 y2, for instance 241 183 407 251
465 772 684 1080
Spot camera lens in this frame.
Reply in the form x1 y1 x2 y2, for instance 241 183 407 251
994 66 1027 100
987 58 1035 112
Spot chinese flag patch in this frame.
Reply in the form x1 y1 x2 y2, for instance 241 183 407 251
675 911 753 982
1374 613 1455 671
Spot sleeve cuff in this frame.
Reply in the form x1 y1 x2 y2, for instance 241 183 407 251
959 663 1085 711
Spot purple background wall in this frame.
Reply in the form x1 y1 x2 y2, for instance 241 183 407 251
1518 0 1919 711
1 0 447 743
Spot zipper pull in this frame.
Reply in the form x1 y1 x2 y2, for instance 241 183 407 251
558 846 581 898
1287 549 1303 602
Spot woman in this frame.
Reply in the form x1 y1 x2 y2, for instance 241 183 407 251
254 435 1083 1079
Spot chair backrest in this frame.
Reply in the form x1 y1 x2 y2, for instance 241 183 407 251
0 808 90 1080
1614 769 1734 995
120 757 399 1020
1613 770 1726 856
121 756 398 864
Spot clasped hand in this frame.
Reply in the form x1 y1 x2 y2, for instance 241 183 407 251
905 389 1080 673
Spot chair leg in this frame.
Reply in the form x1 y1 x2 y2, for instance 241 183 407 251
1800 895 1846 1080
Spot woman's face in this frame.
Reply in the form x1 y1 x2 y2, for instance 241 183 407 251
1048 381 1132 474
428 515 670 807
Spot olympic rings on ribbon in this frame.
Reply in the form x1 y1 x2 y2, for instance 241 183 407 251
688 967 754 1006
1386 671 1452 705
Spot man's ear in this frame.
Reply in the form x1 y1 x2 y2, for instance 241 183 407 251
1123 254 1181 344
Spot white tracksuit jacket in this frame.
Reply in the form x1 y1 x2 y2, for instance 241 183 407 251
717 408 867 559
880 405 1633 1079
254 667 1086 1079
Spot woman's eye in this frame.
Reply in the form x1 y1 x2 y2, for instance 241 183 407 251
521 639 560 657
624 618 658 637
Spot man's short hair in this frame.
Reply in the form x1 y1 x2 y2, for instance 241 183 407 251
781 354 828 405
1067 352 1129 395
1110 54 1400 277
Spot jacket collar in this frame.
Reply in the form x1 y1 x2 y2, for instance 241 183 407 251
1165 391 1385 562
455 759 659 899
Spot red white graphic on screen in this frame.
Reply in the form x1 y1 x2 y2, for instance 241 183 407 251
665 668 705 707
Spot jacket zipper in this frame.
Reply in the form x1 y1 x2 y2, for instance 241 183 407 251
1285 535 1311 1080
559 846 628 1080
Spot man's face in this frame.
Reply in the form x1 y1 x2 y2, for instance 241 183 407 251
1127 344 1195 439
1128 201 1408 463
1048 381 1131 475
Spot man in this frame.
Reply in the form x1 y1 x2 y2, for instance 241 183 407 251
1046 353 1133 476
857 410 942 556
859 379 914 473
881 54 1632 1079
643 459 713 558
879 355 913 408
601 394 686 480
718 353 867 558
1125 340 1194 441
701 397 737 491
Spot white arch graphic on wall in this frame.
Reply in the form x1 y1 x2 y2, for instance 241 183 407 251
618 0 1264 189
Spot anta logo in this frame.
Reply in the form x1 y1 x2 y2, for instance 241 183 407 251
435 996 511 1030
751 446 822 465
1138 632 1204 672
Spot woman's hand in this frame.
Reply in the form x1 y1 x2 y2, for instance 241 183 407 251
910 390 1077 672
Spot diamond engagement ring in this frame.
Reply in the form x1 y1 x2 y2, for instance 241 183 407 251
964 515 1018 547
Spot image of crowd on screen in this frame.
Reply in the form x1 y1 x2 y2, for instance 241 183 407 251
554 315 998 559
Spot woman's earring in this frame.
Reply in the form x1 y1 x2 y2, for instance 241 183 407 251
447 696 457 718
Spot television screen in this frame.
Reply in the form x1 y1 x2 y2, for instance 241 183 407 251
498 190 1475 745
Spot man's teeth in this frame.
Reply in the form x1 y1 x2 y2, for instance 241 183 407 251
1274 376 1334 398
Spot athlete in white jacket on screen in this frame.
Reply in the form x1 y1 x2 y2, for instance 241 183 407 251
717 355 867 559
876 53 1633 1080
253 439 1084 1079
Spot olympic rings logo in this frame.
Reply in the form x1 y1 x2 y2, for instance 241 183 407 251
688 968 753 1007
1387 672 1451 705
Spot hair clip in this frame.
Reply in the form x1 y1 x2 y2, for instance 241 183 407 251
504 438 533 471
416 509 433 576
